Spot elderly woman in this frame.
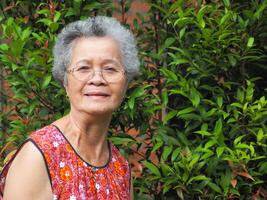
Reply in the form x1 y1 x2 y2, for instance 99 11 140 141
0 16 139 200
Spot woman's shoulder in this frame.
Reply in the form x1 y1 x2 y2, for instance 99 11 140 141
109 143 130 166
30 124 59 138
29 124 64 145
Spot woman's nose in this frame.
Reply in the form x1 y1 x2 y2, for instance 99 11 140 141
87 70 107 85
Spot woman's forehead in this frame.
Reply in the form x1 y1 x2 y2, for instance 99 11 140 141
72 36 120 50
75 58 122 66
71 37 122 58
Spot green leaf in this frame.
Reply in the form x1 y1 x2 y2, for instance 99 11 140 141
247 37 254 48
177 107 195 116
152 140 164 152
223 0 230 7
150 3 167 14
179 113 202 121
11 39 25 57
259 162 267 173
226 118 236 124
254 2 267 19
198 18 205 28
204 108 217 118
187 175 210 185
131 87 145 98
41 75 52 89
190 88 200 107
174 17 193 27
65 8 76 17
21 27 31 41
214 118 222 137
164 37 176 48
53 11 61 22
170 58 189 65
37 9 50 16
189 154 200 169
229 188 240 196
83 2 102 11
160 163 174 177
37 18 52 26
220 170 231 189
194 130 212 136
32 32 44 42
231 102 243 109
205 139 217 149
201 123 208 131
235 143 250 149
257 128 264 142
208 182 222 193
216 96 223 108
28 100 38 115
216 147 225 157
179 27 186 39
228 55 237 67
49 22 59 32
0 44 9 51
162 145 173 161
234 135 245 146
220 12 231 25
160 68 177 81
162 89 168 106
163 110 177 124
13 93 29 103
128 97 135 110
163 184 172 194
143 160 161 177
171 147 181 162
246 80 254 101
110 137 134 145
237 89 245 103
73 0 82 13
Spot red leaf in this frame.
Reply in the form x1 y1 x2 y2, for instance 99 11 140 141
3 2 15 12
237 172 255 181
230 179 237 188
44 40 49 48
23 16 29 24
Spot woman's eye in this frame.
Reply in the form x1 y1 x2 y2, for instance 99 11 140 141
103 66 118 72
77 66 91 72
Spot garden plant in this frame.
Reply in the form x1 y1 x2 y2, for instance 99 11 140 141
0 0 267 199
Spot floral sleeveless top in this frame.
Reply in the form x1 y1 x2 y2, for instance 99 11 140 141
0 125 130 200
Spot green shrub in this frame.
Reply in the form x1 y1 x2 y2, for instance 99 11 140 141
132 1 267 199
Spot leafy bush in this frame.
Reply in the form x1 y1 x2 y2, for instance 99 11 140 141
132 1 267 199
0 0 267 199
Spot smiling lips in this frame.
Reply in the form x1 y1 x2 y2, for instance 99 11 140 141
84 91 110 98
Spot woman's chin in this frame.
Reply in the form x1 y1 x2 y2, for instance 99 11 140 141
82 106 115 116
71 100 121 116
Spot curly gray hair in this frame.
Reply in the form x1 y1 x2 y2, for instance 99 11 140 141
52 16 140 86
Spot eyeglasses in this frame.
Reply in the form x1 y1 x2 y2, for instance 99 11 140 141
66 64 126 83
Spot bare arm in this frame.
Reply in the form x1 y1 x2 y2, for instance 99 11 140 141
3 141 52 200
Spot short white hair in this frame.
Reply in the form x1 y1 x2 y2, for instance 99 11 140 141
53 16 140 86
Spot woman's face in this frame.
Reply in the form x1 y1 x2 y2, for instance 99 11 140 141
65 36 127 116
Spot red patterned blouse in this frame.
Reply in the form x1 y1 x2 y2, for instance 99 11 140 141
0 125 131 200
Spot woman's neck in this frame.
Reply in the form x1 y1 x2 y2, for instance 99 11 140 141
53 109 112 166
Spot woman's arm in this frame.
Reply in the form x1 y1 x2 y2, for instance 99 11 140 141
3 141 52 200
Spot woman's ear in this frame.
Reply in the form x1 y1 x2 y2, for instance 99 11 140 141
65 87 69 98
64 83 69 99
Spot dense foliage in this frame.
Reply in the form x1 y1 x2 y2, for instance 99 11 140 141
0 0 266 199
